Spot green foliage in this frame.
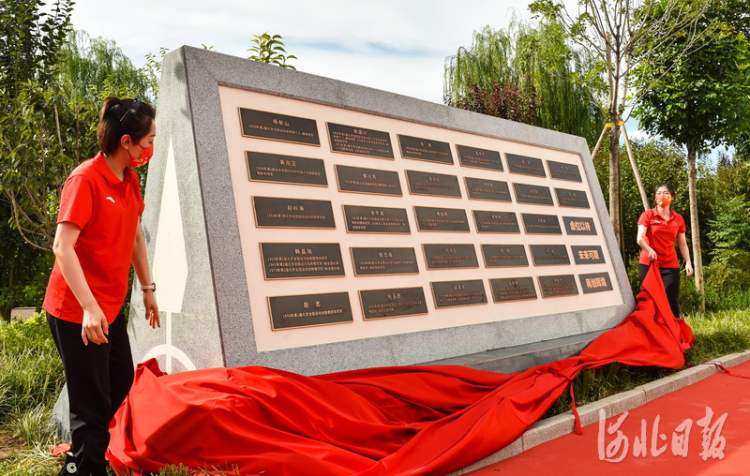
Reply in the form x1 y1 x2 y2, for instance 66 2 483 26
633 0 750 155
0 0 73 96
247 32 297 69
0 313 64 424
444 21 605 143
59 30 158 104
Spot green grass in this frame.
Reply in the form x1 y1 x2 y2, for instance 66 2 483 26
1 308 749 475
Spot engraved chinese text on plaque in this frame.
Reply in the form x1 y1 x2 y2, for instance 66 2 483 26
521 213 562 235
327 123 394 159
246 151 327 186
431 279 488 308
538 275 579 298
350 247 419 276
335 164 403 196
260 243 345 279
342 205 411 234
506 153 546 177
530 245 571 266
465 177 512 202
239 108 320 145
405 170 462 198
555 188 590 209
414 206 470 232
579 272 614 294
473 211 521 233
572 246 606 265
423 244 479 270
490 277 538 302
268 292 352 330
513 183 554 206
548 160 583 182
253 196 335 228
481 244 529 267
359 287 428 319
398 135 454 164
563 216 598 235
456 145 503 171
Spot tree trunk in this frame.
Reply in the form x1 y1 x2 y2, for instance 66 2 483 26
687 144 705 311
609 118 623 254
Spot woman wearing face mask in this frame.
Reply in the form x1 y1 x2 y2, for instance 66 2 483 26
636 183 694 318
43 97 160 476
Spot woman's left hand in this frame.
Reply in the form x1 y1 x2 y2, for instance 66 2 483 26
685 262 694 277
143 290 160 328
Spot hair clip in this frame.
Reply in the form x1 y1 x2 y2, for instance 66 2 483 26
120 99 142 122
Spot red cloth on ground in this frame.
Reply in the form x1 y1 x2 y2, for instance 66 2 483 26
107 264 695 476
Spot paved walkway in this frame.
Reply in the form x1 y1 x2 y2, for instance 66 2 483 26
466 359 750 476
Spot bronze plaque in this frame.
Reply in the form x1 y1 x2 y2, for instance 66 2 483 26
351 247 419 275
530 245 571 266
490 277 538 302
405 170 462 198
246 151 327 186
514 183 554 206
521 214 562 235
579 272 614 294
253 197 335 229
342 205 410 234
414 206 470 232
538 275 579 298
572 246 606 265
398 135 454 164
465 177 512 202
507 153 546 177
563 216 597 236
473 211 520 233
431 279 488 308
457 145 503 171
481 244 529 267
335 165 402 196
239 108 320 145
556 188 590 209
359 287 428 319
423 244 479 270
327 123 394 159
548 160 582 182
268 292 352 330
260 243 344 279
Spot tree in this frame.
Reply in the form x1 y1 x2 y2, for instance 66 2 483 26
444 21 605 144
633 0 750 310
530 0 706 252
247 32 297 69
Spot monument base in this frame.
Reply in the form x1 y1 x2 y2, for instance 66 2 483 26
423 330 605 373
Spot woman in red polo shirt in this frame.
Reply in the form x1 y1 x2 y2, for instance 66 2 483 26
43 97 160 476
636 183 694 318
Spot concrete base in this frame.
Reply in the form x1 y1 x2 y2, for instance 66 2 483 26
423 330 605 373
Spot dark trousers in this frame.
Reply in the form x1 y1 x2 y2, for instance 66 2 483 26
47 313 134 476
640 264 681 318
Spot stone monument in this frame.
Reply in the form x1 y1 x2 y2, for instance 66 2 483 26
128 46 635 376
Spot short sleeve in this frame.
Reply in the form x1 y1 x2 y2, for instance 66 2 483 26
637 211 650 227
131 172 145 215
678 216 686 234
57 174 93 229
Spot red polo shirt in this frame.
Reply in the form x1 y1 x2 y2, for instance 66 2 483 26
638 208 686 268
43 153 144 324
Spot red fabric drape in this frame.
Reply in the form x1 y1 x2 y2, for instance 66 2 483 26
107 264 695 475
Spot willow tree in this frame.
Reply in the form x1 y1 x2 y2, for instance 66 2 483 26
530 0 706 251
444 20 605 145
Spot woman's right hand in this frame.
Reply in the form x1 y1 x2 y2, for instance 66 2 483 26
82 305 109 345
647 249 657 261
